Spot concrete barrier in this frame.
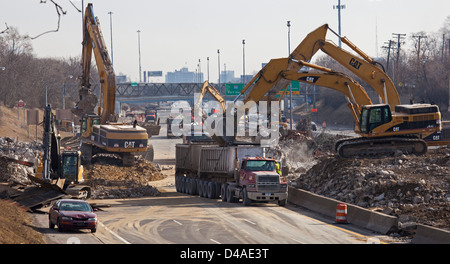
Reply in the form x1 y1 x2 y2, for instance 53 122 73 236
412 224 450 244
288 186 398 235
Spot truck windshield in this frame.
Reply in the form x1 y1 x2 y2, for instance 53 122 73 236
245 160 275 171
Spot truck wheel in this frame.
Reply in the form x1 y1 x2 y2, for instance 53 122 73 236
185 178 191 194
175 176 180 192
180 177 186 193
214 182 221 199
202 181 208 198
242 187 251 206
197 180 203 197
226 185 237 203
278 199 287 206
221 184 227 202
190 178 198 195
207 182 216 199
198 180 205 197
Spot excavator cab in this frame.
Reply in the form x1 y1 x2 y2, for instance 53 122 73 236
61 151 83 184
360 104 392 134
80 114 100 136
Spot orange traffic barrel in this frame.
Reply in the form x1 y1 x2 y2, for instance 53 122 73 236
336 203 348 224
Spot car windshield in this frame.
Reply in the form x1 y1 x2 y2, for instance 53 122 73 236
59 202 92 212
245 160 275 171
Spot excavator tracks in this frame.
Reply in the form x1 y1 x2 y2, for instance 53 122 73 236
335 136 427 158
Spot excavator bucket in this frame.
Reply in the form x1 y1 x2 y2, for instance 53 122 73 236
72 87 98 117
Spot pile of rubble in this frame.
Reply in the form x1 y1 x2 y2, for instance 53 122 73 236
269 131 449 232
0 137 42 185
0 136 167 200
292 148 450 231
83 157 167 199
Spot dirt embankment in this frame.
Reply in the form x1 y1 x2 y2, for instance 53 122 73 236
0 199 45 244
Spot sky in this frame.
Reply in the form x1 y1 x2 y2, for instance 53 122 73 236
1 0 449 83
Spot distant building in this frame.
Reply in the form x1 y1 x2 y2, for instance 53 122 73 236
116 75 128 83
220 70 240 83
166 67 204 83
240 75 253 84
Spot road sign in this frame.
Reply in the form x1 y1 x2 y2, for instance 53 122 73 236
225 83 246 96
17 100 25 108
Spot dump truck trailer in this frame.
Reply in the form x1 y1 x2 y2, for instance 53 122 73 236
175 143 288 206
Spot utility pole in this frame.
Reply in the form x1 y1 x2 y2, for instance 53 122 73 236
333 0 346 47
382 40 395 72
412 34 427 75
392 33 406 64
392 33 406 85
412 34 427 63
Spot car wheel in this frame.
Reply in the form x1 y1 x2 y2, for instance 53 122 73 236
91 228 97 233
49 217 55 229
57 219 64 232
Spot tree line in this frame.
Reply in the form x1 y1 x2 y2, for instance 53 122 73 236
0 27 98 110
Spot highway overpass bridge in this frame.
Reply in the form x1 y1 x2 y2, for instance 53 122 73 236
115 82 304 105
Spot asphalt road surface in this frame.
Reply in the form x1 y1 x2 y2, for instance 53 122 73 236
32 125 397 245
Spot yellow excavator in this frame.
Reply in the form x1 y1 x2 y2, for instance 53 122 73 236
232 24 442 158
72 3 150 166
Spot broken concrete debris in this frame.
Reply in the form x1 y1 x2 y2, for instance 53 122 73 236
0 136 166 203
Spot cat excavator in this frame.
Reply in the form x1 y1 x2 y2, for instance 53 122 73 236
234 24 442 158
72 3 151 166
208 24 442 158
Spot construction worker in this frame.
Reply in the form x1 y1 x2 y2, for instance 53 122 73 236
275 162 282 176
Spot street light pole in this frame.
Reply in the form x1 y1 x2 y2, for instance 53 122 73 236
217 49 221 88
108 11 114 66
207 57 210 81
333 0 346 47
287 21 293 130
242 39 246 84
137 30 142 82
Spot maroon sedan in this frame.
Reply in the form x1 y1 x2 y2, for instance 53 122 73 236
49 199 98 233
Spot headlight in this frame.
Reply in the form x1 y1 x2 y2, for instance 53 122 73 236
61 216 72 221
88 217 97 221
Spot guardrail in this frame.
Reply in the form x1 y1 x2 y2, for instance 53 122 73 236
288 186 450 243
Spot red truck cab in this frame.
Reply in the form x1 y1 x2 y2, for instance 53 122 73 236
238 157 288 206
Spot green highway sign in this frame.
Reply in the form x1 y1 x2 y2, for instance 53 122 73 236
226 81 300 96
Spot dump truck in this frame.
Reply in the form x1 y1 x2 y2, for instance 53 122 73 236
175 143 288 206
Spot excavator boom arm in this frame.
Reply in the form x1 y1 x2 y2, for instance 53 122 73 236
75 3 116 124
288 24 400 110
